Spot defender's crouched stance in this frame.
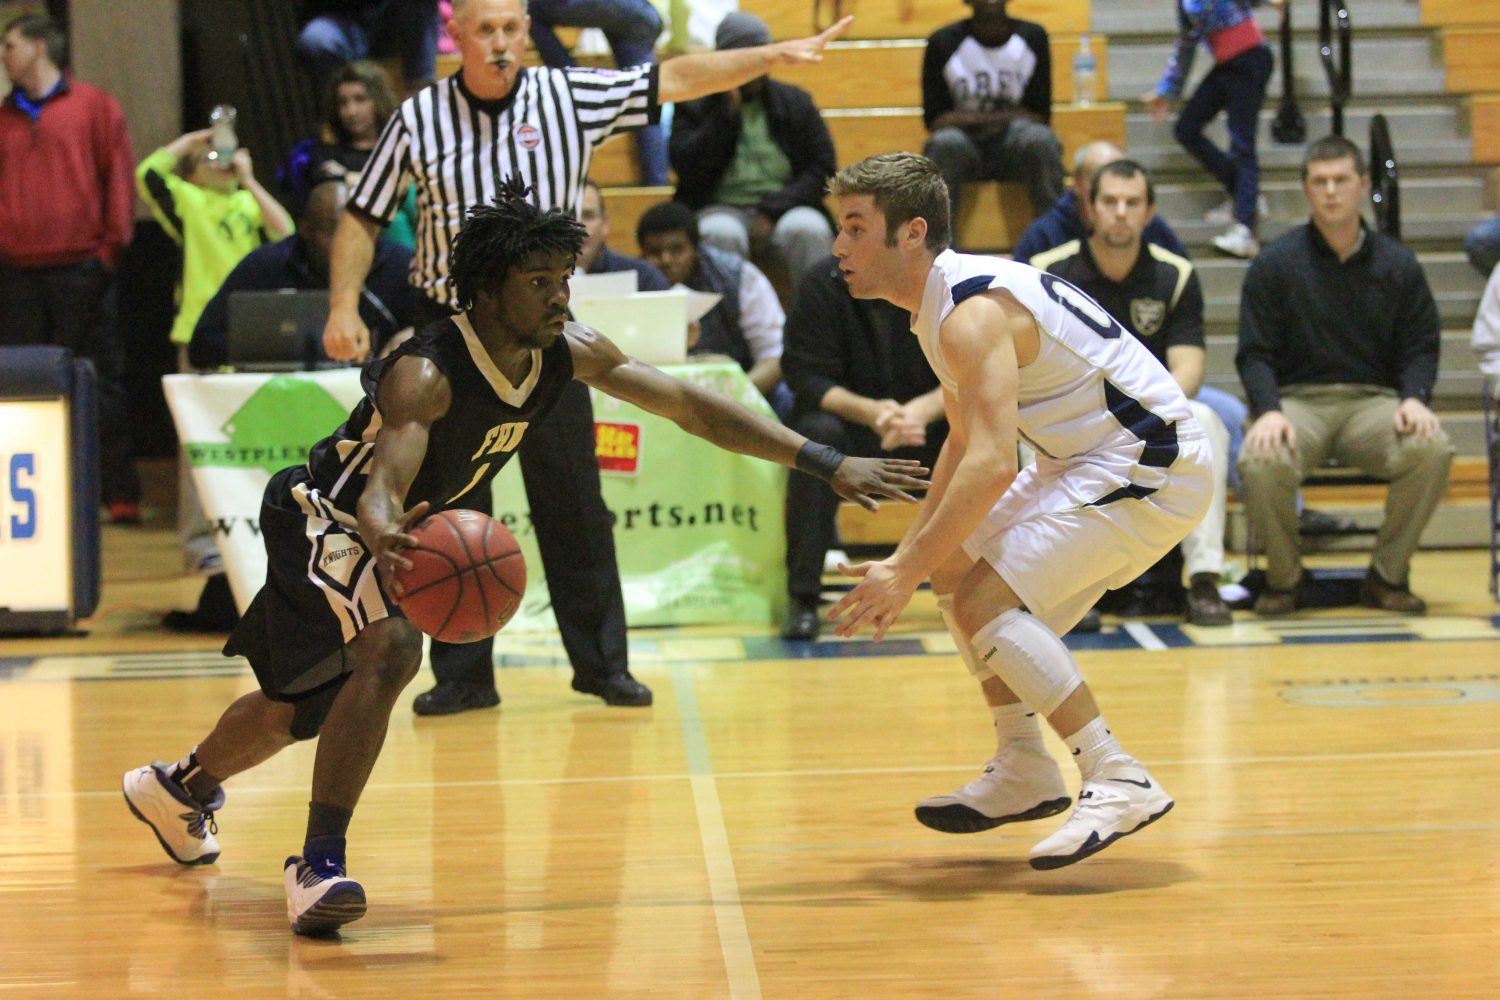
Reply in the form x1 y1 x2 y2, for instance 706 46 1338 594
824 154 1211 868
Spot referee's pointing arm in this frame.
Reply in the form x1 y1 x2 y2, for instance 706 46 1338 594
325 0 853 362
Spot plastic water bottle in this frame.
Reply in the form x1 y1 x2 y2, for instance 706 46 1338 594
1073 35 1096 107
208 104 238 165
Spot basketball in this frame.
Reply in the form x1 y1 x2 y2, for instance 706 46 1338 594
393 509 526 643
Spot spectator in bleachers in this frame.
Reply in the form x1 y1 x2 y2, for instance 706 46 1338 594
921 0 1064 232
636 200 788 413
778 257 947 640
1031 159 1233 625
527 0 668 185
670 11 836 288
190 179 413 369
1143 0 1282 260
1473 261 1500 394
0 12 141 522
138 130 297 357
1236 135 1452 616
577 178 670 290
1017 140 1246 484
1014 141 1189 262
296 0 441 91
138 127 295 616
1463 167 1500 277
284 60 417 248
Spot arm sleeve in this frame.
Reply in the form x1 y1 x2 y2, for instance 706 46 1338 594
1019 23 1053 124
635 259 671 292
667 96 739 208
136 147 190 246
922 27 959 130
1394 253 1442 402
347 109 412 225
1234 257 1286 415
1163 270 1206 350
781 267 848 406
567 63 661 149
736 260 786 361
1472 265 1500 384
1157 7 1200 99
758 87 837 220
97 95 137 267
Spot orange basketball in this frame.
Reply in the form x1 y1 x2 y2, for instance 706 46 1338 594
393 509 526 643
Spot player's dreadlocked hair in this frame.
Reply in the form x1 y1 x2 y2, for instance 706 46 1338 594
448 176 587 310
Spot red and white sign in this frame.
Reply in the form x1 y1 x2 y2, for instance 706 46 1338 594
595 422 640 475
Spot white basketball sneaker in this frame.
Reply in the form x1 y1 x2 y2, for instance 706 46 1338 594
121 762 224 865
1028 756 1174 869
284 855 367 936
1204 194 1270 225
915 742 1072 834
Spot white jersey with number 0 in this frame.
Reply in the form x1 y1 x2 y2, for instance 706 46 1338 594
912 249 1199 503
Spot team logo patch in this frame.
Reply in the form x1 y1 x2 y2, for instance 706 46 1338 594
515 123 542 150
1130 298 1167 337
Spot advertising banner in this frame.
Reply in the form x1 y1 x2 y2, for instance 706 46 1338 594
165 362 785 632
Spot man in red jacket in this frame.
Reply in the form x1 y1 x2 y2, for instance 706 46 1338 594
0 13 140 519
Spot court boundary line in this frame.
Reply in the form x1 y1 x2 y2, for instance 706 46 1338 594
34 746 1500 802
670 662 762 1000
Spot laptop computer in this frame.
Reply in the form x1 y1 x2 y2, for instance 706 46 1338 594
568 289 696 365
227 289 331 371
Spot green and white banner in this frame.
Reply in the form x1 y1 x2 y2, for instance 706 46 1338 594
164 363 785 633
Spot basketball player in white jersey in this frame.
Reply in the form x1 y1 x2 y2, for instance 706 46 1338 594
825 153 1213 868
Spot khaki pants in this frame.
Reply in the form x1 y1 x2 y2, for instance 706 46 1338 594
1237 384 1454 591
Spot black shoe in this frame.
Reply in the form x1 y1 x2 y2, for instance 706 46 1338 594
1299 507 1359 536
162 574 240 632
780 599 821 641
1070 606 1103 634
1185 573 1233 627
572 673 653 707
411 680 501 716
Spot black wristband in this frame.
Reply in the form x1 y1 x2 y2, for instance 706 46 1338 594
795 441 845 481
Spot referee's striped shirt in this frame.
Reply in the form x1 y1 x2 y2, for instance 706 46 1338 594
349 64 659 309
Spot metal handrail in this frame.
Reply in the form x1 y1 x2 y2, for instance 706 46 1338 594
1319 0 1352 137
1271 1 1306 143
1369 113 1401 240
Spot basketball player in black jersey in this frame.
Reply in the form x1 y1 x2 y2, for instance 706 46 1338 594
122 179 928 937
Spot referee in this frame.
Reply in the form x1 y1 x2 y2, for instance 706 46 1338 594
326 0 852 714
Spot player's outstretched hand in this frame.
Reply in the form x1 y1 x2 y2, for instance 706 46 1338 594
372 500 431 598
773 15 853 65
830 457 929 511
828 558 920 641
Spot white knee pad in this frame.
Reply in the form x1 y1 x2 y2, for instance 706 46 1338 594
968 608 1082 715
936 594 996 681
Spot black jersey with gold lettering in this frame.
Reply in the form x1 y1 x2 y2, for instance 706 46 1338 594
302 314 574 518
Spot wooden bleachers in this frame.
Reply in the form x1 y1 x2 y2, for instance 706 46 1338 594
754 0 1090 39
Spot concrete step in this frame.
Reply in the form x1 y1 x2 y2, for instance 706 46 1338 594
1125 102 1466 150
1094 2 1424 35
1154 175 1487 221
1190 251 1484 299
1206 287 1480 327
1176 215 1476 252
1128 136 1473 176
1107 38 1445 101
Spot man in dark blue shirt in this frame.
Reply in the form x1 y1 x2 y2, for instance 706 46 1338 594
577 179 669 292
1012 140 1188 263
191 179 413 368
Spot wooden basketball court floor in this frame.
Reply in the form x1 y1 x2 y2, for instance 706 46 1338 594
3 519 1499 998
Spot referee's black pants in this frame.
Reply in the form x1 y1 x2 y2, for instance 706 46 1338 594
412 298 628 689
